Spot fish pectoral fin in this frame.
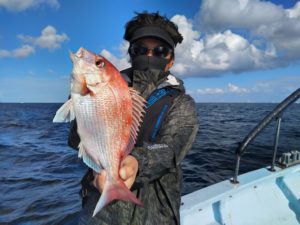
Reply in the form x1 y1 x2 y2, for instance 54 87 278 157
53 99 75 123
92 179 143 217
78 142 102 173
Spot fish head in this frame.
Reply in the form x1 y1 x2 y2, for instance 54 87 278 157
70 47 118 95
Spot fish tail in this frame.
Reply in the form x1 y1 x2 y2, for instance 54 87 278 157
92 179 143 217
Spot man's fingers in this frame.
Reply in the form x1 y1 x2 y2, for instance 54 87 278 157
123 177 134 189
92 155 138 192
120 156 138 178
119 167 127 180
120 166 135 180
119 155 138 189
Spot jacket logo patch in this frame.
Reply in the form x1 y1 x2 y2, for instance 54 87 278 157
147 143 168 151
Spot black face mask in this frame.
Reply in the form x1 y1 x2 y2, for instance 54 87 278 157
131 55 169 71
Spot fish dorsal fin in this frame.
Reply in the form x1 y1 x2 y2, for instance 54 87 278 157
126 88 146 154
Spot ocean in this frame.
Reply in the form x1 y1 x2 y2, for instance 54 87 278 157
1 103 300 224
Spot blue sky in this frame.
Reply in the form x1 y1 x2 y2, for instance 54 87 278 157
0 0 300 103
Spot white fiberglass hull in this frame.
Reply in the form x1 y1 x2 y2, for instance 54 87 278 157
180 164 300 225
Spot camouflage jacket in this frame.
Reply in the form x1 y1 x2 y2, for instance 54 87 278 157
68 68 199 225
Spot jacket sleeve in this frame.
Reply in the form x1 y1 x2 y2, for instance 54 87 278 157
131 94 199 185
68 119 80 150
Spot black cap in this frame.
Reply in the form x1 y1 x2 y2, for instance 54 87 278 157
129 26 175 48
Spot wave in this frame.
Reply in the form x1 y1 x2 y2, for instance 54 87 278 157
1 103 300 224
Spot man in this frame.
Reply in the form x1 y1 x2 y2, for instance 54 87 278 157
68 11 199 225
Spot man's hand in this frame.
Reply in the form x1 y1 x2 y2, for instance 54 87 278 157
119 155 139 189
92 155 139 193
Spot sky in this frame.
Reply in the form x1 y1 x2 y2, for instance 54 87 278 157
0 0 300 103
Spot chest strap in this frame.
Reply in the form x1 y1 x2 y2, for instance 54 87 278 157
136 87 180 145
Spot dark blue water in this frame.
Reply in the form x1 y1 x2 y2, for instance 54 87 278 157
1 103 300 224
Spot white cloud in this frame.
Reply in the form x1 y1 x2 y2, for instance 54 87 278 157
170 15 273 77
13 45 35 57
228 83 248 93
196 83 248 95
99 41 130 71
0 49 10 58
197 0 285 32
0 0 59 12
189 75 300 102
196 87 225 95
196 0 300 69
251 82 273 93
0 26 67 59
286 1 300 18
18 25 69 51
0 45 35 58
252 75 300 94
83 0 300 78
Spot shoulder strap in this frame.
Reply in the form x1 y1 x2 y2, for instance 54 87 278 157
136 87 180 145
147 88 178 107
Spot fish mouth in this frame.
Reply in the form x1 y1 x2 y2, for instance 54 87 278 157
87 83 99 88
86 82 103 94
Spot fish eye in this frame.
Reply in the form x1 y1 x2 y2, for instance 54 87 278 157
96 60 105 68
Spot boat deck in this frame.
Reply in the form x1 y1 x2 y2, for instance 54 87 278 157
180 164 300 225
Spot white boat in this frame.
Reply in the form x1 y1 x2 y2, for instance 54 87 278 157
180 88 300 225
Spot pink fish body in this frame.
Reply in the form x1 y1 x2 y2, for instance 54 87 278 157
53 47 144 216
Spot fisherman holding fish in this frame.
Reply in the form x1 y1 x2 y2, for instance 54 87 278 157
60 11 198 225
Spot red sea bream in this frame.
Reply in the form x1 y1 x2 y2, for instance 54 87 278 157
53 47 145 216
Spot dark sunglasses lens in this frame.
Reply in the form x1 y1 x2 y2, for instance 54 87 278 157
130 46 148 56
130 45 172 57
153 46 171 57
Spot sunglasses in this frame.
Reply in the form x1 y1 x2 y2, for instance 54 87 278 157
129 44 173 58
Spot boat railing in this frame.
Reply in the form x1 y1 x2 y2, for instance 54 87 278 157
232 88 300 184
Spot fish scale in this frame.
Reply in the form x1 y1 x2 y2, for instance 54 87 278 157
74 95 104 167
76 90 118 171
